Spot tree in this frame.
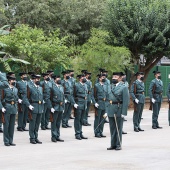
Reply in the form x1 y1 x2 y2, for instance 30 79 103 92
0 0 7 27
103 0 170 83
0 24 69 72
71 28 132 83
4 0 107 45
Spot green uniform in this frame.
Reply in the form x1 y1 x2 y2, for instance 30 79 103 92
130 80 145 129
83 79 92 124
1 87 18 145
0 72 9 132
92 82 107 136
50 83 65 140
16 80 28 130
74 82 88 138
62 79 75 127
25 84 44 142
40 80 52 129
106 82 129 148
166 83 170 125
149 78 163 128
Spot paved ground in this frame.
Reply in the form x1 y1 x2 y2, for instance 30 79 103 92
0 108 170 170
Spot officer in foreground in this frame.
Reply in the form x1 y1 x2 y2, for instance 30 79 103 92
106 72 129 151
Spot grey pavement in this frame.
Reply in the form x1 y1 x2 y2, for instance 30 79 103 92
0 108 170 170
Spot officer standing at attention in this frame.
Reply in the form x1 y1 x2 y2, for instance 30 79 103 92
25 74 44 144
130 72 145 132
17 72 29 132
92 74 107 138
61 71 75 128
0 71 9 133
40 73 51 130
27 72 35 87
73 74 88 140
1 75 18 146
106 72 129 151
50 75 64 142
149 71 163 129
83 71 92 126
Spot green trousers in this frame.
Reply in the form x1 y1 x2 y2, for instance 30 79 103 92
83 101 91 124
94 109 105 136
3 113 16 144
108 116 123 147
29 113 42 142
133 103 144 129
152 102 161 127
41 103 50 128
17 104 28 129
62 102 72 126
51 111 63 140
74 109 85 138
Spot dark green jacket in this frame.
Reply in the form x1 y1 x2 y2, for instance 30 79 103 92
74 82 88 110
50 83 65 112
25 84 44 114
106 82 129 117
130 79 145 104
92 82 107 110
0 87 19 114
149 78 163 103
61 79 75 105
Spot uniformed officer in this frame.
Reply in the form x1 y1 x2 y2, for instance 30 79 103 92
61 71 75 128
25 74 44 144
50 75 64 142
73 74 88 140
40 73 51 130
92 74 107 138
83 71 92 126
149 71 163 129
130 72 145 132
106 72 129 150
0 72 10 133
1 75 18 146
16 72 29 132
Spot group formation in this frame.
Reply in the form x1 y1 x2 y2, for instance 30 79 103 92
0 68 167 151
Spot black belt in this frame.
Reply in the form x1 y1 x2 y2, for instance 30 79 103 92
31 101 43 104
52 102 63 106
136 92 144 94
154 92 162 95
76 96 87 100
64 92 70 95
97 98 106 101
5 101 16 105
109 101 122 104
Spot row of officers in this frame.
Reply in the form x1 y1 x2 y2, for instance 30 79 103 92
0 68 167 151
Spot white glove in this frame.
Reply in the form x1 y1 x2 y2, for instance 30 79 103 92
51 108 55 113
74 103 79 109
95 103 99 108
63 110 64 113
91 100 92 103
43 100 45 104
135 98 139 104
29 105 34 110
103 113 108 118
18 99 22 103
2 107 6 113
151 98 156 103
65 99 68 103
121 114 125 118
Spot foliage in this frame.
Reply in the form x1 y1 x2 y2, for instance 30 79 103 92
71 28 132 82
0 24 69 72
103 0 170 80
